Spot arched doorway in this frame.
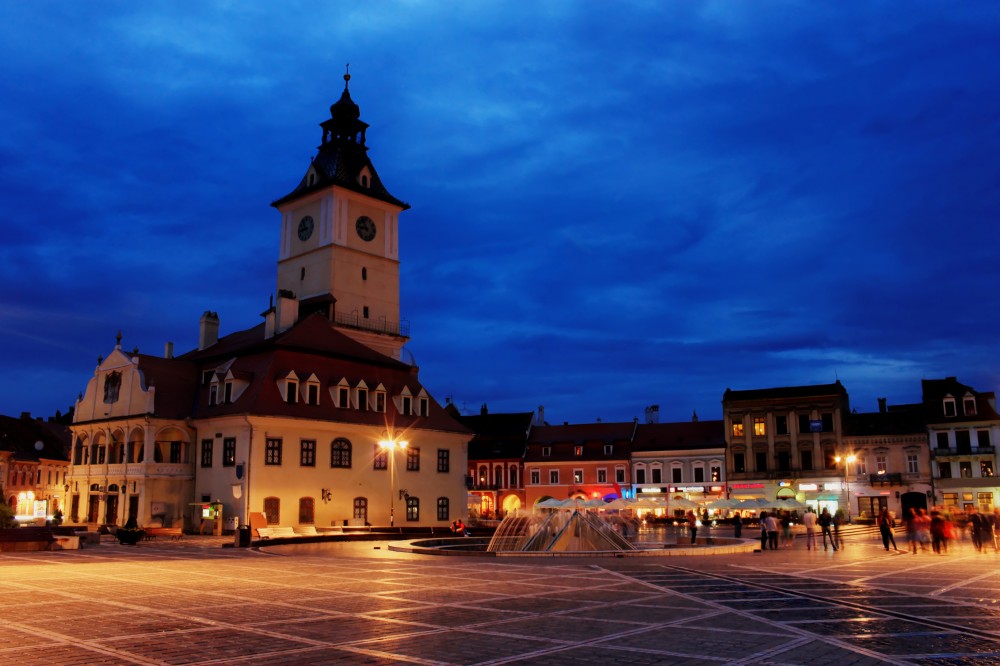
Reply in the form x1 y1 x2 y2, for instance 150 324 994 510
900 491 927 519
502 494 522 516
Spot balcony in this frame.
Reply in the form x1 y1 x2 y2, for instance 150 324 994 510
868 472 903 486
932 446 994 459
334 311 409 338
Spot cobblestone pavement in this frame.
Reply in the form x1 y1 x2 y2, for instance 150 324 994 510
2 533 999 665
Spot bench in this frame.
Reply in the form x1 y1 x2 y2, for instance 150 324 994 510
144 527 183 541
293 526 319 536
256 526 296 539
0 527 55 552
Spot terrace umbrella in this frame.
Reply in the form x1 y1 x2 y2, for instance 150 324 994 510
706 498 737 510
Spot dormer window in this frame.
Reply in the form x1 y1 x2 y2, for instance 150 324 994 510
357 387 369 411
402 395 412 415
604 444 613 455
419 397 428 416
374 386 386 413
286 381 298 404
223 381 233 404
209 385 218 406
574 446 583 456
542 446 551 457
358 167 372 188
306 383 319 406
943 395 956 417
963 395 977 416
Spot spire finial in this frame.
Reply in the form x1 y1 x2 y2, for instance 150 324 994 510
344 63 351 89
116 330 122 347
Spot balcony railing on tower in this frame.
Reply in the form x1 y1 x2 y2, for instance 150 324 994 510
334 311 409 338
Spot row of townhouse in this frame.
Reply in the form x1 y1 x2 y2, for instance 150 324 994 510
462 378 1000 522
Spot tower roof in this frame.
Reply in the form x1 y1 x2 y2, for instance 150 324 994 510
272 71 409 210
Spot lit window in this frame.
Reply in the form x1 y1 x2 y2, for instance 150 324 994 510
300 440 316 467
753 417 766 436
732 419 744 437
876 455 887 475
573 469 583 484
574 446 583 456
265 438 283 465
405 497 419 521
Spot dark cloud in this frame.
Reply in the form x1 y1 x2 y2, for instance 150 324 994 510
1 3 998 423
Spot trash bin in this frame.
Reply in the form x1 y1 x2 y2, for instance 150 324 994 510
225 516 238 533
235 526 251 547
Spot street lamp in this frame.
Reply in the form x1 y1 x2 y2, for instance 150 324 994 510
378 437 408 527
834 453 856 522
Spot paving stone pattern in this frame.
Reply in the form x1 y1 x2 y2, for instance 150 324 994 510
0 536 998 664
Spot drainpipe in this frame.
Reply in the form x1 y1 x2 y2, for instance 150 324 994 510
243 416 253 526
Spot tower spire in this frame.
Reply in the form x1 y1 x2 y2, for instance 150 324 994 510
344 63 350 89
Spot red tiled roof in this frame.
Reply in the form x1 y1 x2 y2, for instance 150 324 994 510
632 421 725 452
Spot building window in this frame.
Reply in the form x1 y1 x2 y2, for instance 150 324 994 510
939 462 952 479
357 388 368 411
597 468 607 483
401 396 412 415
200 439 213 467
330 437 351 468
906 454 918 474
982 461 995 477
574 446 583 456
265 438 282 465
286 381 298 404
299 497 314 524
693 467 705 483
437 449 449 473
406 497 419 521
964 397 976 416
224 381 233 404
711 465 721 482
209 385 218 406
875 454 887 474
672 467 682 483
651 467 662 484
300 440 316 467
406 447 420 471
824 449 837 470
223 438 236 467
338 387 350 408
616 467 626 483
542 447 551 457
942 492 958 507
821 413 834 432
731 419 744 437
855 456 867 475
936 432 949 449
353 497 367 521
263 497 280 524
636 468 646 484
733 453 745 473
755 451 768 472
753 417 766 437
777 451 790 472
510 467 518 487
978 431 991 448
437 497 449 521
419 397 429 416
956 430 972 454
604 444 613 455
978 492 993 512
775 415 788 435
572 469 583 484
361 267 367 280
375 391 386 413
373 445 387 470
800 450 813 471
307 383 319 405
549 470 559 484
798 414 811 434
170 441 182 464
960 461 973 478
943 397 956 417
530 469 540 485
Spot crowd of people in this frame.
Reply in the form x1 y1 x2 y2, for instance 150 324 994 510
752 505 1000 554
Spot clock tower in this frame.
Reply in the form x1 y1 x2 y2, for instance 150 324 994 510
271 71 410 359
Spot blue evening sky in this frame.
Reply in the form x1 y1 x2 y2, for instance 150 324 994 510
1 2 998 424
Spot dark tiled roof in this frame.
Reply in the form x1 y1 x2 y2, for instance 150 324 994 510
844 406 926 437
632 421 726 452
460 412 533 461
922 377 1000 423
131 354 200 419
723 381 848 403
525 421 635 462
0 415 70 461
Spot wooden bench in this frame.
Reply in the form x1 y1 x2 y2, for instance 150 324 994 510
0 527 55 552
293 526 319 536
144 527 183 541
256 526 296 539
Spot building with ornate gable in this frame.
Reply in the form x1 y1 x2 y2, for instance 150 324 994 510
67 75 471 531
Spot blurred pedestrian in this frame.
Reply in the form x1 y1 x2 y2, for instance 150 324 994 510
687 510 698 545
904 508 919 554
878 508 899 551
802 507 817 550
764 511 779 551
732 512 743 539
968 508 988 553
759 511 769 550
818 508 838 551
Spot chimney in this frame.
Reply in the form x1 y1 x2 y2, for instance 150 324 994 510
20 411 30 420
645 404 660 424
536 405 545 426
276 290 299 334
164 341 174 359
878 397 887 413
198 311 220 350
691 409 699 422
480 403 488 416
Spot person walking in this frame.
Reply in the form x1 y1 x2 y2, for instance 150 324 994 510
732 512 743 539
916 508 931 551
878 508 899 551
764 511 780 551
968 508 987 553
930 510 946 554
686 510 698 545
802 507 817 550
759 511 769 550
904 508 919 554
818 508 838 551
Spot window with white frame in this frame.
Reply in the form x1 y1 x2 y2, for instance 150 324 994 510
906 453 919 474
337 385 350 408
635 466 646 484
374 389 386 413
356 386 368 411
963 395 977 416
855 455 867 475
573 469 583 484
604 444 613 455
943 396 956 417
651 465 662 484
542 446 551 457
693 465 705 483
615 467 625 483
875 454 887 474
549 470 559 484
597 468 607 483
530 469 540 484
711 464 721 482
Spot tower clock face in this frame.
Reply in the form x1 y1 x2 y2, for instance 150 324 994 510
355 216 377 242
297 216 314 241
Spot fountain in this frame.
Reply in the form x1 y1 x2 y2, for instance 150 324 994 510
487 508 636 552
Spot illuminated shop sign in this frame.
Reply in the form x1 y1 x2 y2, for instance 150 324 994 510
824 483 843 491
730 483 765 489
670 486 705 493
799 483 818 491
640 487 667 493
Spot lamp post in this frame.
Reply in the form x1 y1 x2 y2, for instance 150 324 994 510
834 453 856 522
378 437 408 527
